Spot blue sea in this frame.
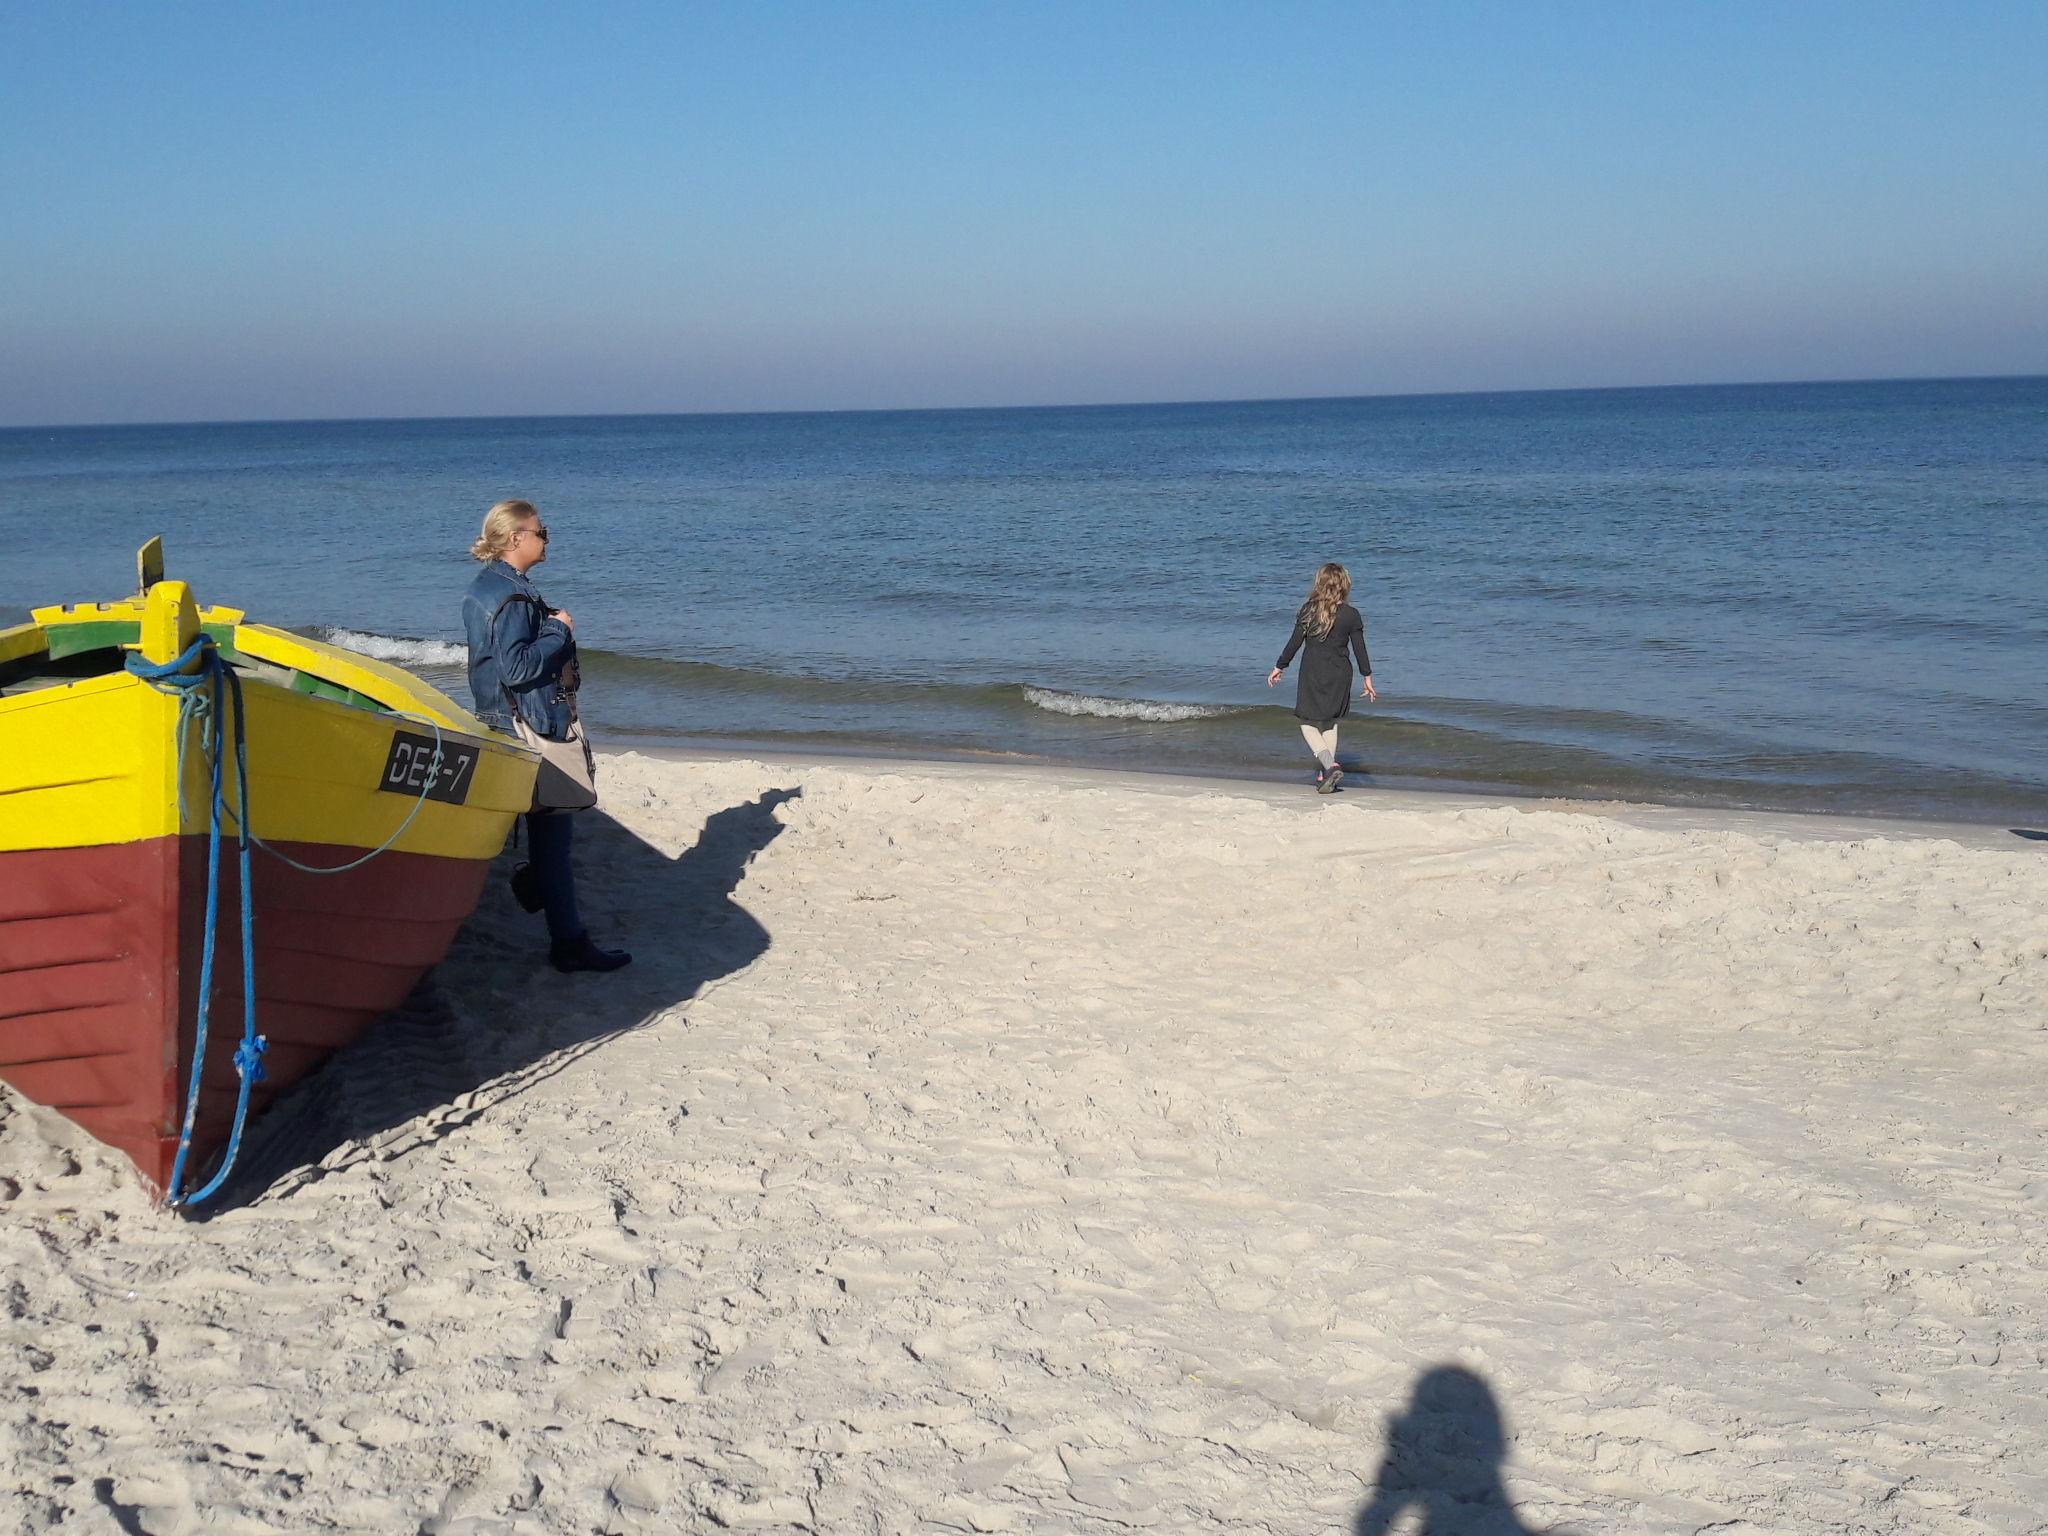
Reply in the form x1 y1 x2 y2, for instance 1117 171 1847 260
3 378 2044 823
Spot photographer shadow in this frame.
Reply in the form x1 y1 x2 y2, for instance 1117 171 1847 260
1354 1366 1574 1536
209 786 802 1209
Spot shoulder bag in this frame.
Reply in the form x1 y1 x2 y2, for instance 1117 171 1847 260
513 711 598 812
495 592 599 812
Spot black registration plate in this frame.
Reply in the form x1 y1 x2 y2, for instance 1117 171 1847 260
378 731 478 806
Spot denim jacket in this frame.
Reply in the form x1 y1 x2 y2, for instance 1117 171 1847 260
462 561 575 740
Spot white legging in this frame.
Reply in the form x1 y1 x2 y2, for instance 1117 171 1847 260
1299 723 1339 769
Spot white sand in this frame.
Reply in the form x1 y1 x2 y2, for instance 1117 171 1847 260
4 751 2045 1535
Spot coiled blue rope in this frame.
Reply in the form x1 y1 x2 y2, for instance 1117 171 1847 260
126 636 261 1208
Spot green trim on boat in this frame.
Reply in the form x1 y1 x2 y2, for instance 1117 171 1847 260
287 671 389 712
6 615 391 715
46 619 142 660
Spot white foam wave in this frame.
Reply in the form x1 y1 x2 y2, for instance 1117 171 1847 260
1022 686 1238 724
319 628 468 668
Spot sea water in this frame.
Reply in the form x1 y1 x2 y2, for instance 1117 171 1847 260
3 377 2044 822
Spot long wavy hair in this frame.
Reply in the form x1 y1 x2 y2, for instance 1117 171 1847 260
1297 562 1351 638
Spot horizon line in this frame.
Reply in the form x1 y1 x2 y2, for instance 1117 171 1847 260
4 369 2043 434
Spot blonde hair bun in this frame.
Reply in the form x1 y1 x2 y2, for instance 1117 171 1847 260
471 499 539 562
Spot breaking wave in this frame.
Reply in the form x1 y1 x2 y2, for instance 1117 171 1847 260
315 627 469 668
1021 685 1243 723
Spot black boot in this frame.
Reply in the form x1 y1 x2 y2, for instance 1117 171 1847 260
509 861 546 913
550 934 632 974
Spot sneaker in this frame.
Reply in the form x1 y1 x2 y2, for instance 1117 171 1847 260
1317 764 1344 794
509 861 545 913
550 935 633 974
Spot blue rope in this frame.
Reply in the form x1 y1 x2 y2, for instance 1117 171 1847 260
178 659 262 1205
126 636 263 1207
126 637 451 1206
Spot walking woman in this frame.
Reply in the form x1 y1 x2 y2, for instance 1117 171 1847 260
1268 561 1375 792
463 500 631 973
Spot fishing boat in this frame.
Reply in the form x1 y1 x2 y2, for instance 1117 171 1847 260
0 540 538 1205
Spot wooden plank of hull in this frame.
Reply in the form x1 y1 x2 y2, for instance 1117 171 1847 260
0 833 489 1199
0 837 176 1185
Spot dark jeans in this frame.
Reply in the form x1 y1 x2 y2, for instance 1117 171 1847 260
525 811 584 945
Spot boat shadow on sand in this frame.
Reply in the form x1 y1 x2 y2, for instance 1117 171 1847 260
203 786 802 1213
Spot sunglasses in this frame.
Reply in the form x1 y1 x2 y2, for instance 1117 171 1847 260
522 524 550 542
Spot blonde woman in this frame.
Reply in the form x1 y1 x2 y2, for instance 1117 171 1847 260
462 499 630 973
1267 561 1376 792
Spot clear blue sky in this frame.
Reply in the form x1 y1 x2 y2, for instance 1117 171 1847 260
3 0 2043 425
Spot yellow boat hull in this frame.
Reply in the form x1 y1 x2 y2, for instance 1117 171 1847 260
0 560 539 1199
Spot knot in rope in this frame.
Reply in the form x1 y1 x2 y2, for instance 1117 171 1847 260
122 631 448 1205
124 634 265 1209
234 1035 269 1083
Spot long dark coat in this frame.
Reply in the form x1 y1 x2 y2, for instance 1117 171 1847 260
1276 603 1371 728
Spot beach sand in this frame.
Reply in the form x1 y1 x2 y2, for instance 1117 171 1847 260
4 750 2045 1534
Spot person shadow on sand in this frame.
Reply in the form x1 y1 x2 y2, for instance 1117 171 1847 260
208 785 803 1209
1354 1366 1571 1536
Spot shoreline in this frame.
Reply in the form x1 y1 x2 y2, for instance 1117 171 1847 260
609 739 2044 852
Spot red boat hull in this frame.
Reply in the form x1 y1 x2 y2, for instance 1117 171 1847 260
0 835 488 1198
